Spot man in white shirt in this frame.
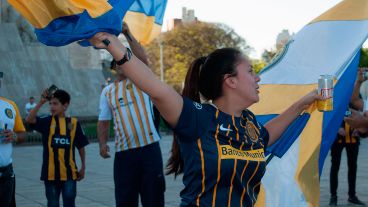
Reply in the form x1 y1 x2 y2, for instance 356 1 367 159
25 97 36 116
97 23 164 207
0 72 26 207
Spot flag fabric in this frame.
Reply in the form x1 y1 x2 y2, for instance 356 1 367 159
251 0 368 206
124 0 167 45
7 0 167 46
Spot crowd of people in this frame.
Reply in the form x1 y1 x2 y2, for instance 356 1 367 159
0 23 367 207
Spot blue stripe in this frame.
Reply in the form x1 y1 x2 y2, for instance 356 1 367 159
318 50 360 175
256 113 310 157
35 0 134 46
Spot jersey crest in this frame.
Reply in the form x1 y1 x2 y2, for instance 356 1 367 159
5 108 13 119
244 121 259 142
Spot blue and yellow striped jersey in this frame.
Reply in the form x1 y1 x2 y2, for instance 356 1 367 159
174 98 269 207
99 79 160 152
32 116 89 181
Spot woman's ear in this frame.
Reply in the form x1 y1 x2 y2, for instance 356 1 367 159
224 76 237 89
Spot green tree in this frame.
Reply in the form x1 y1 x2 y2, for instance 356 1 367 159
252 59 266 74
146 22 251 91
360 47 368 67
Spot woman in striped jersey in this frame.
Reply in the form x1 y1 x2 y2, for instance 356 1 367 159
89 33 321 207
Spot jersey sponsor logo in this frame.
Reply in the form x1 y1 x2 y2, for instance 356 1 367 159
51 136 71 148
193 102 202 110
113 97 134 109
118 97 124 104
219 145 265 161
5 108 13 119
219 124 232 132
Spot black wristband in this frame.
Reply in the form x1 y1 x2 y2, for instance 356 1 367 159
116 48 132 66
102 39 110 47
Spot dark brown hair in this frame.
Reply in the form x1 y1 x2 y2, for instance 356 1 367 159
53 89 70 105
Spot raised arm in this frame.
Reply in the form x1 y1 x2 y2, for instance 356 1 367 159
25 90 48 124
265 90 321 146
350 68 365 111
89 33 183 128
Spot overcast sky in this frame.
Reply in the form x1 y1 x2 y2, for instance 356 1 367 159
163 0 342 58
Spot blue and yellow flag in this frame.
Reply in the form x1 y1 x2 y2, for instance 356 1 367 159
253 0 368 206
124 0 167 45
7 0 167 46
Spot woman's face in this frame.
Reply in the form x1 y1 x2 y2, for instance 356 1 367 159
232 57 260 105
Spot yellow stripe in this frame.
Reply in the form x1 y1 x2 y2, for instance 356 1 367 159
250 84 317 114
123 11 162 45
352 136 357 143
246 162 260 202
347 123 357 143
231 116 240 140
196 139 206 206
48 117 56 180
8 0 113 29
252 182 261 203
58 117 67 181
310 0 368 24
226 124 231 137
129 86 148 145
215 110 219 119
122 80 140 147
295 110 322 207
240 160 250 207
114 81 132 149
212 124 221 207
228 142 243 207
69 118 78 180
345 122 351 143
228 160 237 207
137 90 154 143
108 86 124 150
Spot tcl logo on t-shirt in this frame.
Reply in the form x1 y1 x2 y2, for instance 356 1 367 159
51 136 71 148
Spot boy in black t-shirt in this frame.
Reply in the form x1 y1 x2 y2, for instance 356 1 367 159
26 89 88 207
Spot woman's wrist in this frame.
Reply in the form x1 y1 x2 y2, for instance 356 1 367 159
106 38 126 61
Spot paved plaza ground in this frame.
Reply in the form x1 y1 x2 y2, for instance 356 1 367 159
12 135 368 207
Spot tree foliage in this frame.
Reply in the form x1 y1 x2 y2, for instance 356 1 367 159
252 59 266 74
360 47 368 67
146 22 251 91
